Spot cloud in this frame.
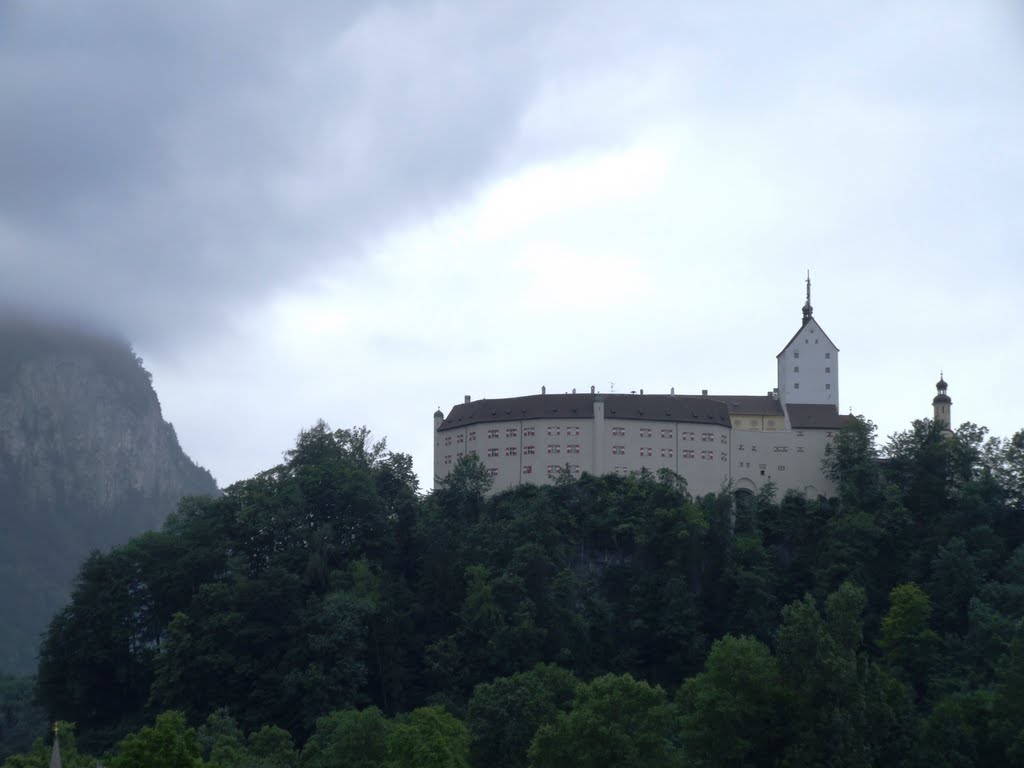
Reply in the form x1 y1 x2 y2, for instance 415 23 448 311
0 2 580 348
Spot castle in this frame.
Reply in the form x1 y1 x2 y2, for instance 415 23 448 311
433 278 952 498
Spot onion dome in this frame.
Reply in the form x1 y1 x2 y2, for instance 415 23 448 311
433 407 444 418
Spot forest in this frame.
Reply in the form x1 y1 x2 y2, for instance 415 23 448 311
3 415 1024 767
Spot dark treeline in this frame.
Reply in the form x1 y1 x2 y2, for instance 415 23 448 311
4 417 1024 766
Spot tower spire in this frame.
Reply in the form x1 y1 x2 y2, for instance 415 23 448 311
802 270 813 325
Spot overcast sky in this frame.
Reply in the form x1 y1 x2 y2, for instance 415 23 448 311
2 1 1022 489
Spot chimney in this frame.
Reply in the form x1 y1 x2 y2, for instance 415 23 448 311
670 387 675 395
591 385 596 394
640 389 644 395
464 395 471 404
572 387 576 394
702 389 708 397
542 385 546 395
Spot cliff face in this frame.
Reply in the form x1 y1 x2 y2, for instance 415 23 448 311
0 316 217 674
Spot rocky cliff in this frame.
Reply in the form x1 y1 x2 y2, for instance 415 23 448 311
0 314 217 674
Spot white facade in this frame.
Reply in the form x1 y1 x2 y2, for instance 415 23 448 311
434 283 846 499
776 317 839 409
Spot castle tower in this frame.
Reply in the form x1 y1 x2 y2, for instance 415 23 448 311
777 273 839 408
433 407 444 431
932 374 953 433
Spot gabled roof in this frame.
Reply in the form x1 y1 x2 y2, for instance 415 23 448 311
786 403 843 429
438 393 731 431
776 317 840 358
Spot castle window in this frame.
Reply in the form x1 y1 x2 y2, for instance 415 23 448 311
825 352 831 359
469 431 477 441
444 436 452 446
523 427 535 437
612 427 626 437
547 445 561 454
547 465 559 476
444 455 452 465
567 426 581 437
612 445 625 455
797 447 805 453
778 465 786 471
796 431 804 437
487 429 499 439
488 468 498 477
721 452 727 461
751 446 758 452
794 352 800 359
567 444 581 454
701 450 713 460
547 426 560 437
661 428 673 439
826 383 831 390
721 435 728 444
524 445 536 455
505 447 517 456
793 383 800 389
506 428 518 438
639 427 652 438
683 449 695 459
523 465 532 474
794 366 799 373
701 432 713 442
661 448 674 458
456 434 464 443
487 448 499 457
640 447 653 457
738 445 745 451
825 367 831 373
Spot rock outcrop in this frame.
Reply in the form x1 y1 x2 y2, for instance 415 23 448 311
0 314 217 674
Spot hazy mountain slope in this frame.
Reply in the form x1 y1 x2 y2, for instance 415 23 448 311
0 314 217 674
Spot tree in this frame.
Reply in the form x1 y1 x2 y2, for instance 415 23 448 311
775 584 872 767
679 635 790 766
527 673 682 768
299 707 391 768
387 706 469 768
467 664 578 768
110 711 203 768
878 584 940 700
823 415 883 511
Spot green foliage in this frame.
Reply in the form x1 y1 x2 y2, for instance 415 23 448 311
879 584 940 699
467 664 577 768
527 673 682 768
1 722 89 768
109 711 203 768
25 413 1024 765
0 677 47 762
679 635 790 766
299 707 391 768
387 706 469 768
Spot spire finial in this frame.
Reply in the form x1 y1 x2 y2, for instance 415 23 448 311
801 271 813 325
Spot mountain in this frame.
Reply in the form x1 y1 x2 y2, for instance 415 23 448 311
0 313 218 674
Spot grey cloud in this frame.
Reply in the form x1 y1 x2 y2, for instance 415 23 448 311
0 1 570 347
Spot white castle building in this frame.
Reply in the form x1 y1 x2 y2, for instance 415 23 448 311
433 279 948 498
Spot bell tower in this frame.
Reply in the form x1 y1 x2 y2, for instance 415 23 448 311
932 374 953 434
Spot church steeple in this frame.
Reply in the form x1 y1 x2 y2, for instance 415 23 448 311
802 271 813 326
932 372 953 433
